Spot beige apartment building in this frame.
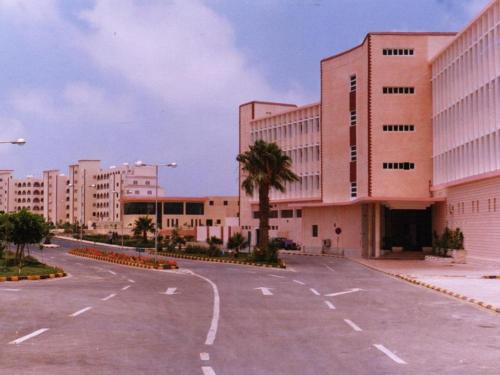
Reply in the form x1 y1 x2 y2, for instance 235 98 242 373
0 171 45 215
239 0 499 260
121 196 239 236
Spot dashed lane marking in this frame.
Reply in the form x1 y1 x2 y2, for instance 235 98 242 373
0 288 21 292
324 301 336 310
202 366 216 375
255 287 273 296
121 285 131 291
325 265 336 272
310 288 320 296
108 270 117 275
70 307 93 317
9 328 49 345
324 288 362 297
162 287 178 295
373 344 407 364
270 274 285 278
128 279 135 283
200 352 210 361
344 319 362 332
101 293 117 301
293 280 305 285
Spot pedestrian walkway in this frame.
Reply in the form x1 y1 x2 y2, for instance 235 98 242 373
348 254 500 314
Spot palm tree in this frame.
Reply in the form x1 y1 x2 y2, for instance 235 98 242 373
133 217 155 243
237 140 299 250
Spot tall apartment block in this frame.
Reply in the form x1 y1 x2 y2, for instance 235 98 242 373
239 0 499 261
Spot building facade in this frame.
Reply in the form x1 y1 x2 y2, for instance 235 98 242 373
239 0 499 260
431 0 500 260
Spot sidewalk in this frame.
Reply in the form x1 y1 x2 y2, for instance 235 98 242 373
348 254 500 314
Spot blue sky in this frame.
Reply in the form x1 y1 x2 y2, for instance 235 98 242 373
0 0 490 196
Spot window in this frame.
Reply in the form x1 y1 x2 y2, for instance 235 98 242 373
216 219 221 225
223 200 228 206
270 210 278 219
383 124 415 132
124 202 156 215
186 202 204 215
312 225 318 238
133 180 138 185
350 145 357 162
383 48 414 56
253 211 260 219
351 182 357 198
147 190 152 195
382 162 415 170
281 209 293 218
382 87 415 94
164 202 184 215
350 75 357 91
296 209 302 218
209 200 214 206
350 111 357 126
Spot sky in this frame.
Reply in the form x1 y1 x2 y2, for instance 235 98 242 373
0 0 491 196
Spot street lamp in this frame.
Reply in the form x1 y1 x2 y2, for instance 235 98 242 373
134 160 177 262
112 188 133 250
0 138 26 145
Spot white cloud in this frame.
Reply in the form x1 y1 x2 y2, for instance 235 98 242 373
76 0 307 111
8 82 137 125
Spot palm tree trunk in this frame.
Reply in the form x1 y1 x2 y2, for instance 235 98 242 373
143 230 147 243
258 183 270 249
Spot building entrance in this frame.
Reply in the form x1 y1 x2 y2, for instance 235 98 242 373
382 207 432 251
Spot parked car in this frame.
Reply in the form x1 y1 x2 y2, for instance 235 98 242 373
273 237 300 250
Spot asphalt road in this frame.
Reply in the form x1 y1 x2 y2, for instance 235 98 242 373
0 239 499 374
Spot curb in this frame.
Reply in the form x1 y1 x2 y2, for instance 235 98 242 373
69 250 179 270
153 251 286 269
482 275 500 279
279 251 344 258
0 272 66 283
395 274 500 314
347 257 499 314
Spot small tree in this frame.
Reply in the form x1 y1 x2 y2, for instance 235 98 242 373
227 233 248 256
8 210 47 270
132 217 155 243
0 213 13 260
207 236 223 257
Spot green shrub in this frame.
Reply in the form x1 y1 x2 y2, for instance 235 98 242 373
185 244 208 255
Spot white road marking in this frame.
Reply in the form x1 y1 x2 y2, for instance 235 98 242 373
200 352 210 361
121 285 131 291
201 366 216 375
324 301 336 310
162 287 178 295
325 265 336 272
325 288 363 297
9 328 49 345
270 274 285 278
108 270 117 275
70 307 93 317
287 267 297 272
0 288 21 292
293 279 305 285
184 270 220 346
128 279 135 283
344 319 362 331
255 287 273 296
310 288 320 296
75 262 83 266
373 344 407 364
101 293 117 301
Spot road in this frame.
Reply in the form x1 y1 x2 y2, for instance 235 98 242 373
0 239 499 374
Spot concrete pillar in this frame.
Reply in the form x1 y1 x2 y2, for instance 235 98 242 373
374 203 381 258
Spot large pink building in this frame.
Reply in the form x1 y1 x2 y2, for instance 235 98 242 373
239 0 499 260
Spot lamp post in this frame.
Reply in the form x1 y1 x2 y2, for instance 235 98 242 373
0 138 26 145
112 187 133 250
135 160 177 262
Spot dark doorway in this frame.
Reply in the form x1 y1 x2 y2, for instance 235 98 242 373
382 207 432 251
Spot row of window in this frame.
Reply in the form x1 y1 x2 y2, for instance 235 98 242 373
284 146 321 165
252 209 302 219
383 124 415 132
251 118 320 143
123 202 205 215
382 48 414 56
450 198 498 215
383 87 415 94
382 162 416 170
350 75 357 92
350 111 357 126
350 182 357 198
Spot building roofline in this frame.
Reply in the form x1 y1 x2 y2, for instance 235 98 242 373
289 196 445 208
122 196 209 203
239 100 298 109
251 101 321 122
430 0 497 63
321 32 457 63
